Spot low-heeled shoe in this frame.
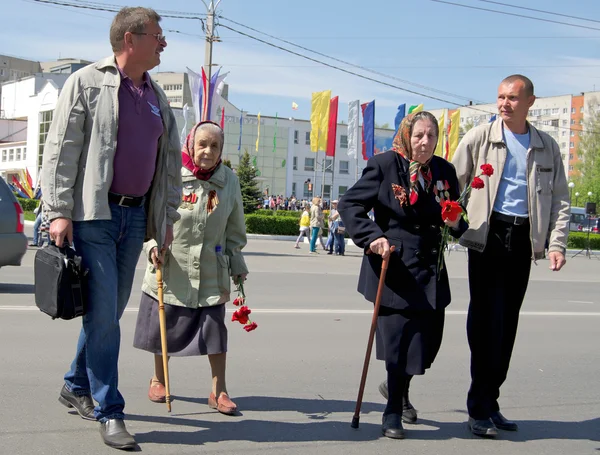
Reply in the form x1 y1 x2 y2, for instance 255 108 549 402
148 379 166 403
382 413 405 439
468 417 498 437
58 384 96 421
208 392 238 415
378 381 418 424
100 418 136 450
491 411 518 431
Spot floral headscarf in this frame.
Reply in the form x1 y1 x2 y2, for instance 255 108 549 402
392 113 433 205
181 121 223 181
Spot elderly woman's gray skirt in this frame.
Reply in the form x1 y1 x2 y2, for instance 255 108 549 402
133 292 228 356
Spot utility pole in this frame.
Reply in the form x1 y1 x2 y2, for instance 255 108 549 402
201 0 222 83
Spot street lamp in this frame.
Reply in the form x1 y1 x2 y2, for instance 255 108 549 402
575 192 580 206
568 182 575 204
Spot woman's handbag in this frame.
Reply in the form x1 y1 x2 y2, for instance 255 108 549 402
34 242 89 320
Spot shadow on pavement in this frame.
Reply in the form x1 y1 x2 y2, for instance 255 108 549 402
411 416 600 442
174 395 384 417
130 396 385 445
0 283 35 294
128 397 600 446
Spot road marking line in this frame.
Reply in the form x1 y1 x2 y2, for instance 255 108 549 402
2 306 600 316
568 300 594 304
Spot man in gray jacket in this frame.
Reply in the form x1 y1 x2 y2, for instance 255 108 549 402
41 7 182 450
452 75 570 437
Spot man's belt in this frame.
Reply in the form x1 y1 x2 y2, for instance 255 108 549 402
491 211 529 226
108 192 145 208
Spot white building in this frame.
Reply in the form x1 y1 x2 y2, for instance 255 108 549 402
152 72 192 108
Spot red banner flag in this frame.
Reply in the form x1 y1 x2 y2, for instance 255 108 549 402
220 107 225 129
326 96 339 157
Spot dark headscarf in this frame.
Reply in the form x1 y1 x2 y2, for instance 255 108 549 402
392 113 434 205
181 121 223 181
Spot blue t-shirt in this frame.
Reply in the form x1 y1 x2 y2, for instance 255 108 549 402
493 127 530 217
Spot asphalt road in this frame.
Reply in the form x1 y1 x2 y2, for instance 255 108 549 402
0 229 598 455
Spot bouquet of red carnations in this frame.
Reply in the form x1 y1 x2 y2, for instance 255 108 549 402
437 164 494 275
231 283 258 332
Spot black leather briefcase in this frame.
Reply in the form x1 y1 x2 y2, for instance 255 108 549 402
34 242 89 320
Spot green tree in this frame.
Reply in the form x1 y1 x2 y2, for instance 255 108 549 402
237 150 262 214
459 120 474 136
375 122 391 129
222 158 232 169
573 101 600 206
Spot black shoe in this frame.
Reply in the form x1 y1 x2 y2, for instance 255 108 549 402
58 384 96 421
378 380 418 424
491 411 518 431
381 413 405 439
402 400 418 424
100 419 136 450
327 251 333 255
468 417 498 437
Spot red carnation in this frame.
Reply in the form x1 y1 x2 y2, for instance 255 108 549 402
471 176 485 189
441 200 462 223
244 322 258 332
480 164 494 177
232 297 245 307
232 306 252 324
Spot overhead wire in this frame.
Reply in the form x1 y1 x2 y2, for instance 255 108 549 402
218 15 483 104
21 0 599 136
473 0 600 25
430 0 600 32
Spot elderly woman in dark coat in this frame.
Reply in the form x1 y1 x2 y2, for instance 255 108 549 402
338 111 467 440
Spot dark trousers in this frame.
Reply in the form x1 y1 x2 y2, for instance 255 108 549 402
466 217 532 419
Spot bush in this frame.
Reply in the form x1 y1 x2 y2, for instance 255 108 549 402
17 197 40 211
567 232 600 250
245 215 299 235
274 211 302 218
245 214 329 235
254 209 302 218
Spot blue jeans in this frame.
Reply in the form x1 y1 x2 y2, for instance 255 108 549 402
64 202 146 422
309 227 320 252
32 213 41 245
334 233 345 255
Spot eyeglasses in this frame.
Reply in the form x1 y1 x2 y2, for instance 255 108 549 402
132 32 166 43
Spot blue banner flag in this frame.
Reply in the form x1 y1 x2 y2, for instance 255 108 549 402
361 100 375 160
394 104 406 133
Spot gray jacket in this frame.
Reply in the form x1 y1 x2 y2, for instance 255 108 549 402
452 119 570 259
41 56 182 247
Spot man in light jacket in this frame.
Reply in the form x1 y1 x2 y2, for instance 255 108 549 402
452 74 569 438
41 7 182 450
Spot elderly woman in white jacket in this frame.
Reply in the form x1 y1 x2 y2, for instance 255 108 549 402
133 121 248 416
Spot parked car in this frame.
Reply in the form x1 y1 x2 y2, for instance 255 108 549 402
578 217 600 233
570 207 588 232
0 176 27 268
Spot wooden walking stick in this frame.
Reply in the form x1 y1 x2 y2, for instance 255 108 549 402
156 264 172 412
351 245 395 429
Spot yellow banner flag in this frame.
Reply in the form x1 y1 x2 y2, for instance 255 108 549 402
435 111 445 157
310 90 331 152
255 112 261 152
447 109 460 162
408 104 424 114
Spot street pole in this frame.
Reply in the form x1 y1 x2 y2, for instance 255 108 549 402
201 0 222 85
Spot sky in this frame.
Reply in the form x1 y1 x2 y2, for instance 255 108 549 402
3 0 600 125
